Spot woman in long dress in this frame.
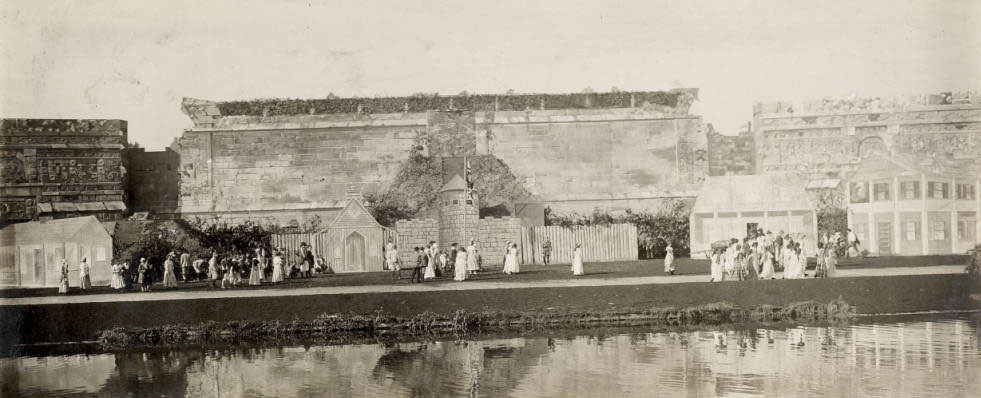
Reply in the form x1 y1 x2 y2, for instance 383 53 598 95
271 250 285 283
571 244 584 276
58 259 70 294
248 255 262 285
208 252 220 287
710 248 723 282
163 253 179 288
137 258 151 292
723 242 736 281
110 263 124 290
454 248 468 281
503 243 519 274
825 246 838 277
760 248 775 279
466 240 479 275
663 244 675 275
79 257 92 291
423 246 436 280
385 241 398 272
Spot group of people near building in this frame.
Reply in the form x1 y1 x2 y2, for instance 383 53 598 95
706 229 841 282
56 257 92 294
72 243 330 295
388 239 482 283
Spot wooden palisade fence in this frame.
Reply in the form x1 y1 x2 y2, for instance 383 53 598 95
520 224 638 265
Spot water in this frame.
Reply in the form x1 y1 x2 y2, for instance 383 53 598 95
3 314 980 397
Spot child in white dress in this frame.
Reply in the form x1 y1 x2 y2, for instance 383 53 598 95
571 244 584 276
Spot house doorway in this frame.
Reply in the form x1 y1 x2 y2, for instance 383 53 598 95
344 232 366 272
877 222 892 255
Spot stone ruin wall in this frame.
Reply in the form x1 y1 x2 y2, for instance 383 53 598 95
707 128 755 176
1 119 128 223
175 95 708 226
753 92 981 180
476 216 522 266
394 218 438 266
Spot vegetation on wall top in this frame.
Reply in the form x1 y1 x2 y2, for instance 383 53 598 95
545 200 692 259
216 91 682 116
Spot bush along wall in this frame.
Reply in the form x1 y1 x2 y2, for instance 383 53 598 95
546 200 691 259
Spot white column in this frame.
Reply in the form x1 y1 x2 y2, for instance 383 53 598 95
845 180 852 230
868 211 876 256
921 173 929 255
951 176 958 254
894 176 901 255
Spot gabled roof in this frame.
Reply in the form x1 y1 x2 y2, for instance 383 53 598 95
327 198 382 229
440 174 467 192
2 216 111 243
692 174 813 214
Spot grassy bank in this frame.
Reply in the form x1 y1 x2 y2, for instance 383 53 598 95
96 300 855 349
2 273 977 349
0 254 966 299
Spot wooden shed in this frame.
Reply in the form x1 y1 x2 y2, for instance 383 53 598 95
323 197 386 273
0 216 113 287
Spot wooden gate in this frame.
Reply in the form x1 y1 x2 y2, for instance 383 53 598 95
520 224 638 265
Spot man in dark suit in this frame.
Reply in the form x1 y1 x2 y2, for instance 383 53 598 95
410 247 425 283
449 243 458 274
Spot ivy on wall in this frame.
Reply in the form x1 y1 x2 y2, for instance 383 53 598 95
217 91 682 117
545 200 692 259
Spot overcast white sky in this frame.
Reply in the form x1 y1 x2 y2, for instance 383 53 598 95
2 0 979 149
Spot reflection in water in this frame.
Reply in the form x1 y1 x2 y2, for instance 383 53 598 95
3 314 980 397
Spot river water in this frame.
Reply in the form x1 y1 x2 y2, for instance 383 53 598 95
3 313 979 397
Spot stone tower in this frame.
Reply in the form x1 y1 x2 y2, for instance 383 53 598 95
439 159 479 249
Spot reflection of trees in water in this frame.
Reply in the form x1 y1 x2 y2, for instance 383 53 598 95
369 338 551 397
97 350 203 397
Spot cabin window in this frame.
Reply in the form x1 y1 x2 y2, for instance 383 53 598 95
901 182 919 200
873 183 891 201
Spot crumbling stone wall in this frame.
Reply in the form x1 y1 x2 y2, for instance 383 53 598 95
395 218 438 266
753 92 980 179
707 128 755 176
476 216 522 266
1 119 128 223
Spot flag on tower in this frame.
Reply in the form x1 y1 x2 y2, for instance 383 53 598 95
465 157 474 204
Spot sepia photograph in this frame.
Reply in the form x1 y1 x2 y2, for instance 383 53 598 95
1 0 979 396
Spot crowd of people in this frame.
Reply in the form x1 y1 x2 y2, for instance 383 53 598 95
60 243 331 295
704 229 850 282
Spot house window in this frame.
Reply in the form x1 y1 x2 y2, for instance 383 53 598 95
956 184 976 200
873 183 891 201
958 221 976 241
850 182 869 203
904 222 919 241
901 182 920 200
932 221 947 240
928 182 949 199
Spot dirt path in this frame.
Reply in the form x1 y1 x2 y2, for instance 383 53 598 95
1 265 965 306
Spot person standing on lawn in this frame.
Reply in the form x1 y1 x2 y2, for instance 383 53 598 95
847 228 862 257
208 251 220 287
571 243 584 276
454 245 468 281
411 247 426 283
423 243 437 280
710 248 723 282
503 243 520 274
542 238 552 267
248 253 262 285
79 257 92 291
138 257 151 292
162 253 179 288
825 244 838 277
179 250 191 282
760 245 775 279
271 249 285 283
58 259 70 294
663 243 675 275
466 239 480 275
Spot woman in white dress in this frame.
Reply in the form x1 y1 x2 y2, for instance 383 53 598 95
503 243 519 274
723 242 736 281
271 250 285 283
385 240 397 270
423 246 436 280
760 248 775 279
110 263 124 290
825 246 838 277
571 244 584 276
466 240 479 275
162 253 179 288
663 244 675 275
79 257 92 291
710 248 723 282
454 249 468 281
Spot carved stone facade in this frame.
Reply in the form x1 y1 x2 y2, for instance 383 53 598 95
0 119 128 225
752 92 980 181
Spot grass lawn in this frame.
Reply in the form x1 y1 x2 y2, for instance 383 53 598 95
0 254 967 299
